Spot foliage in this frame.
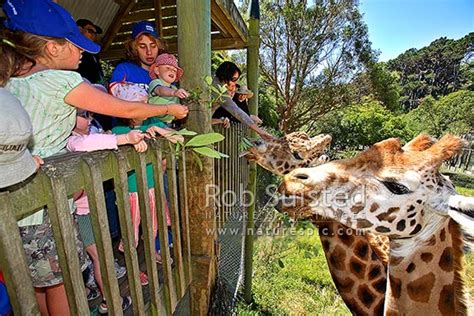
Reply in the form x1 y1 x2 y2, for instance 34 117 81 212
443 171 474 190
387 33 474 109
168 129 228 171
259 0 375 133
315 97 411 149
352 62 402 112
403 90 474 137
236 225 349 315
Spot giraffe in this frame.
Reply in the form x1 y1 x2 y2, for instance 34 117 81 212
280 134 473 315
241 131 332 174
243 131 390 315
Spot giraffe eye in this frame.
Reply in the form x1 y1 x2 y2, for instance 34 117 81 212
380 181 412 195
292 151 303 160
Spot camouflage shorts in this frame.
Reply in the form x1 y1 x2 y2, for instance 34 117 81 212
19 210 87 287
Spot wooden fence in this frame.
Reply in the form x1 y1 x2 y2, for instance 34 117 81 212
0 139 191 315
0 125 253 315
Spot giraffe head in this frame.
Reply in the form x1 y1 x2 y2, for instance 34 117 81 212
242 132 332 176
279 134 474 238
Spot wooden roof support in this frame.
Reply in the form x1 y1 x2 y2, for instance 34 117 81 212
243 0 260 302
102 0 137 53
153 0 163 37
177 0 216 314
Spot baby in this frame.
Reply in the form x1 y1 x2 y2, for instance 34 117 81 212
148 53 189 123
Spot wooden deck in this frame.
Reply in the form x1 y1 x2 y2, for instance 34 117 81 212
87 238 186 315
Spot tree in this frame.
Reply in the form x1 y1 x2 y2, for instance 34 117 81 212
404 90 474 137
352 62 402 112
315 97 411 149
387 33 474 109
259 0 374 133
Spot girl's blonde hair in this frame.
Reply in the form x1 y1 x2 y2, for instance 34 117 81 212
0 29 67 86
124 33 167 65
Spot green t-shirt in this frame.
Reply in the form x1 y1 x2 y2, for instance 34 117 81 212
6 70 83 158
148 78 178 123
6 70 83 226
112 118 166 192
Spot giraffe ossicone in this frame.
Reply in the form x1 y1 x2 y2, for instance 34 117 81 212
280 133 472 314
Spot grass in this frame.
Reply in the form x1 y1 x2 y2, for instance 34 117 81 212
236 222 350 315
236 173 474 315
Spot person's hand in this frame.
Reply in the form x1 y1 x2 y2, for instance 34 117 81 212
147 126 185 143
250 114 263 125
166 104 188 119
221 117 230 128
133 140 148 153
32 155 44 171
126 130 146 144
173 88 189 99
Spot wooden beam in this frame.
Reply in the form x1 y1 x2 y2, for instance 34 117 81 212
244 0 260 303
100 36 246 61
101 0 137 53
213 0 248 42
154 0 163 37
177 0 216 314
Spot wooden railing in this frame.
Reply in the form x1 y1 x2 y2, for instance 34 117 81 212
0 139 191 315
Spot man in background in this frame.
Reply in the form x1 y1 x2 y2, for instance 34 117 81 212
76 18 104 84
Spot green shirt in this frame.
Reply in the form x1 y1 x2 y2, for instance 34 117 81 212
112 118 166 192
6 70 83 226
6 70 83 158
148 78 177 123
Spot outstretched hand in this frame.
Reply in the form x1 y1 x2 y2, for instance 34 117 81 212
146 126 184 144
173 88 190 99
167 104 189 119
133 140 148 153
126 130 147 144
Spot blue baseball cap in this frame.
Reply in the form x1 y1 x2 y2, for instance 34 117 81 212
2 0 100 54
132 21 159 39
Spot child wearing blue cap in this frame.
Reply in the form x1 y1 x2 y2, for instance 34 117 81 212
1 0 188 314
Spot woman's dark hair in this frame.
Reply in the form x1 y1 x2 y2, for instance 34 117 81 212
215 61 241 83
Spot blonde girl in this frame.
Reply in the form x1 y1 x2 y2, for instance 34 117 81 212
1 0 188 314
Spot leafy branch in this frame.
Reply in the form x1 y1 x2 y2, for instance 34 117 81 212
167 128 228 171
184 75 228 109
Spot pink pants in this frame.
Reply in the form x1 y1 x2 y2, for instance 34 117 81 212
129 188 171 247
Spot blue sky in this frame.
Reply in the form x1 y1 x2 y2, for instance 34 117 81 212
359 0 473 61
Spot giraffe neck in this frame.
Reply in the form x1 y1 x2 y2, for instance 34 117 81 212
317 220 387 315
385 217 466 315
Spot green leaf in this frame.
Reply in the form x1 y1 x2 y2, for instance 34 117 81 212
192 146 222 159
185 133 225 147
278 259 285 268
175 128 198 136
218 152 229 158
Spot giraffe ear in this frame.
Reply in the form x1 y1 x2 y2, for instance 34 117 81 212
425 134 466 166
447 195 474 233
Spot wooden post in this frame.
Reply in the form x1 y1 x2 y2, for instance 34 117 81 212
244 0 260 304
177 1 216 315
